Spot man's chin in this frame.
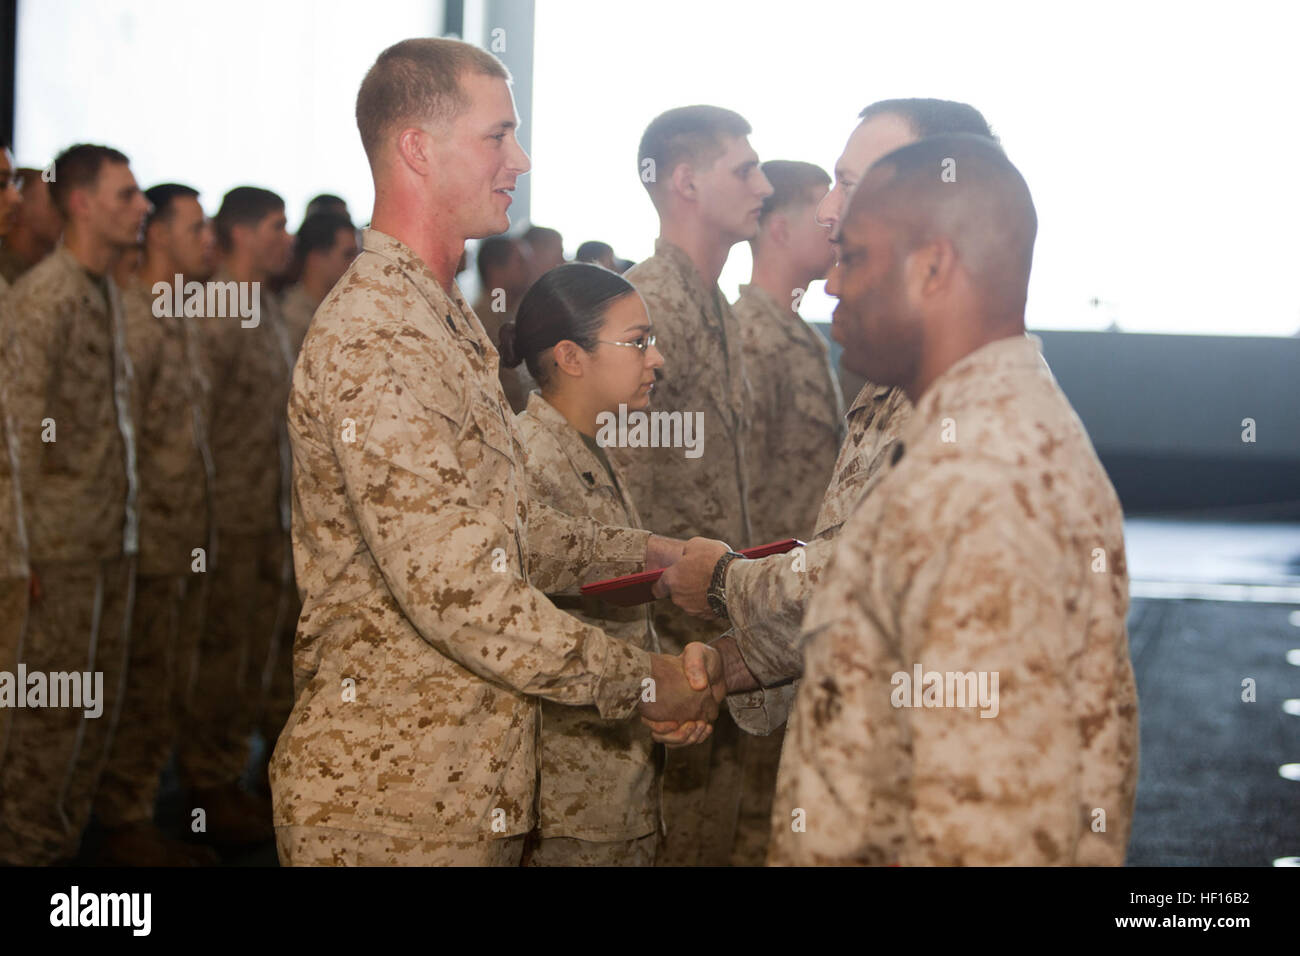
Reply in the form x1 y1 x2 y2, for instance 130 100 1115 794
842 350 886 384
467 215 512 242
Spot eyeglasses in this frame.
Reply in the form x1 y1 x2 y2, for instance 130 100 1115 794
596 332 656 353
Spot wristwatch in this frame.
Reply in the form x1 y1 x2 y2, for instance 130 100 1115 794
707 551 744 621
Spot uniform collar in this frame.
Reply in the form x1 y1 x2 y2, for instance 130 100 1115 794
845 376 897 416
736 283 816 345
362 227 487 349
525 391 623 495
51 244 110 299
909 332 1046 430
652 237 722 318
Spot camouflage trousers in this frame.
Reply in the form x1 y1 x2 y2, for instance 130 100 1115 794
93 572 207 826
0 576 30 765
258 574 299 761
524 830 658 867
652 605 745 867
0 557 135 864
175 530 292 790
731 726 785 866
276 824 528 866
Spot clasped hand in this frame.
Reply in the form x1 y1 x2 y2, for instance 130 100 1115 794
636 643 726 747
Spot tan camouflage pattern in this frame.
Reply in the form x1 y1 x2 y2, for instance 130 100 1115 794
0 577 27 767
0 556 135 864
195 269 291 537
769 334 1138 865
0 271 29 580
0 246 139 563
276 823 527 866
0 246 27 285
176 529 285 789
515 392 661 843
176 271 294 788
730 724 785 866
279 282 317 357
733 283 844 544
723 378 912 736
95 573 205 825
269 228 654 847
606 238 753 866
120 280 212 577
523 830 658 867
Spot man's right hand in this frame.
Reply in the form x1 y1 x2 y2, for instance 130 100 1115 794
636 644 726 747
642 637 760 746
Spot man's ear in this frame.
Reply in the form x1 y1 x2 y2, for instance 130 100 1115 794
911 236 958 299
551 339 586 377
395 126 436 176
766 213 788 247
669 162 696 204
66 187 90 221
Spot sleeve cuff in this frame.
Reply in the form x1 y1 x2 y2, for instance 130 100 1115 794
726 682 798 736
591 635 654 721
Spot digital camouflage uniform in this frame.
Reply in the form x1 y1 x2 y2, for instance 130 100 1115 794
730 282 844 865
723 377 912 736
178 271 294 792
734 283 844 544
0 245 30 286
610 238 752 866
0 272 30 763
94 278 214 827
0 247 139 864
278 282 316 357
259 285 308 774
770 335 1138 865
515 392 661 866
270 229 654 866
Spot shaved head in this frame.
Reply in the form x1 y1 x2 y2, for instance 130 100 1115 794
834 134 1038 397
849 133 1036 314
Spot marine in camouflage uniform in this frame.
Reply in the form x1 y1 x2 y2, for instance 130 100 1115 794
279 282 316 357
0 246 140 864
729 280 843 865
93 277 214 832
610 238 752 866
515 392 661 867
734 282 844 544
0 270 30 765
770 334 1138 864
270 228 672 866
723 379 912 734
178 270 293 805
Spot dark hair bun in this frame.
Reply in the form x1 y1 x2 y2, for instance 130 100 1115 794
497 320 522 368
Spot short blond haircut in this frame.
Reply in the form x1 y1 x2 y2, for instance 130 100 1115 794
356 37 510 164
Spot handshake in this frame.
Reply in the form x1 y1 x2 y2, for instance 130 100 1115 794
632 535 759 747
636 642 729 748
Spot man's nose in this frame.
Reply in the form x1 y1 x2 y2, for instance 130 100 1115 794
509 137 531 176
825 260 842 298
815 188 840 230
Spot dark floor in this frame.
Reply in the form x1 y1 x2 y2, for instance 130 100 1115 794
1126 598 1300 865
